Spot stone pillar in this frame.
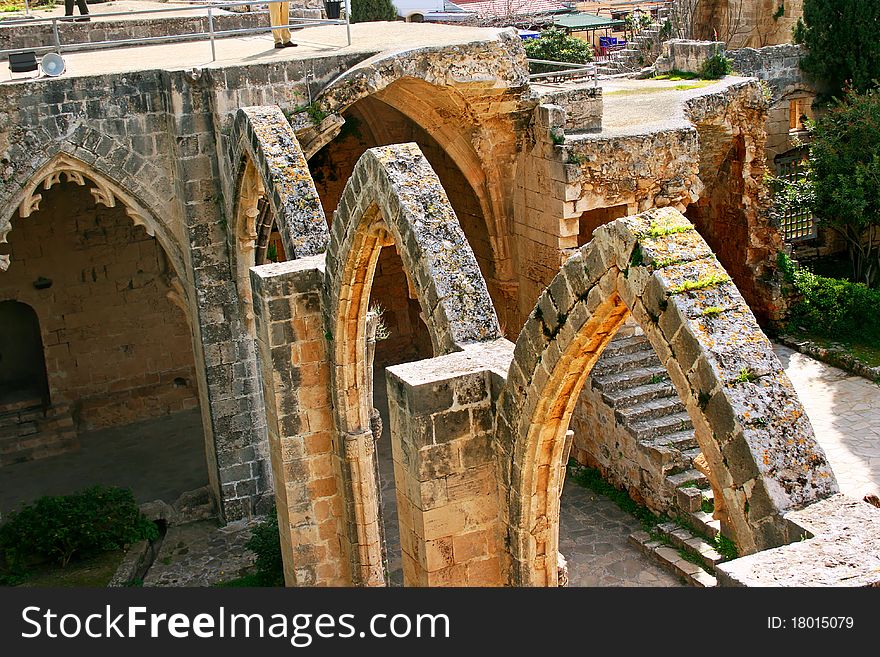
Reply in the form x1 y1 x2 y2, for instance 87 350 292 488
250 256 349 586
386 349 506 586
170 73 270 521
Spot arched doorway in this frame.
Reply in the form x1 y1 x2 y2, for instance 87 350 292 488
0 168 209 511
0 300 49 407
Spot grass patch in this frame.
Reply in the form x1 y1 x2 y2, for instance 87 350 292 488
606 80 714 96
644 221 694 238
5 550 125 587
217 572 264 588
713 533 738 561
567 461 660 530
669 273 729 295
701 306 723 317
652 70 700 81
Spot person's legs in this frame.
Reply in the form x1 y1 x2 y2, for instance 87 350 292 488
64 0 74 16
75 0 90 21
269 2 291 46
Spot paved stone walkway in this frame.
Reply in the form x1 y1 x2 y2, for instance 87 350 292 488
558 481 683 587
773 344 880 500
143 519 257 587
0 21 505 82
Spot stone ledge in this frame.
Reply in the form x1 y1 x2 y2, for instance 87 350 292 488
776 334 880 383
716 494 880 587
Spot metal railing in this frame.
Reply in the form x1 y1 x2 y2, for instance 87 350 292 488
1 1 352 62
527 58 598 85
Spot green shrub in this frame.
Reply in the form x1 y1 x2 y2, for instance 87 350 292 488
779 252 880 344
0 486 157 568
350 0 397 23
524 27 593 74
245 507 284 586
700 53 732 79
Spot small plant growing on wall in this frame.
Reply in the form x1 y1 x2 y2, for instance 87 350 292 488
700 53 733 79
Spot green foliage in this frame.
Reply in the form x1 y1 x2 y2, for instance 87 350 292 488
244 508 284 587
0 486 157 568
669 273 729 295
550 130 565 146
653 70 700 81
644 221 693 238
568 462 660 530
701 494 714 515
773 2 785 20
630 243 644 267
700 53 733 80
350 0 397 23
795 0 880 96
266 242 278 262
524 27 593 74
713 533 738 561
701 306 723 317
734 367 759 384
806 87 880 286
778 252 880 345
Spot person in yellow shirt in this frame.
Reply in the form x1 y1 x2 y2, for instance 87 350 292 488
269 2 297 49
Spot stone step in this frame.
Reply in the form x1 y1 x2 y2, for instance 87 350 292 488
616 395 685 425
0 396 43 416
665 468 708 490
601 334 650 359
650 429 698 451
689 510 721 539
655 521 724 570
592 348 660 377
680 446 701 463
591 365 668 393
0 420 38 438
675 484 705 513
602 379 675 409
629 530 717 587
630 411 692 441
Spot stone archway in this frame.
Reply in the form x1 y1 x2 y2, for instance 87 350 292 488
1 152 186 283
323 142 501 585
495 207 838 586
229 106 329 331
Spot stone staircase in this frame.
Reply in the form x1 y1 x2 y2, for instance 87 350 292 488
590 332 708 505
590 331 731 586
597 3 673 75
0 397 78 467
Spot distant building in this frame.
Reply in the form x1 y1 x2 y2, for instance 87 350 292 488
392 0 475 22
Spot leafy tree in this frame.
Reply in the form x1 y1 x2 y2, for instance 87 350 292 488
807 88 880 286
350 0 398 24
524 27 593 74
794 0 880 96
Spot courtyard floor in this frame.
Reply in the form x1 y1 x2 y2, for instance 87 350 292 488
0 408 208 515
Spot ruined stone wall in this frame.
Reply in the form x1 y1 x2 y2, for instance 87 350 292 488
729 44 815 170
513 102 701 323
0 182 198 430
684 81 783 324
693 0 803 49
